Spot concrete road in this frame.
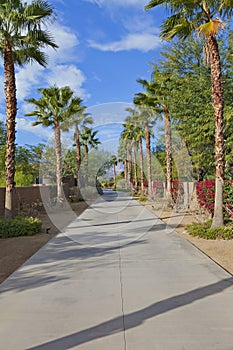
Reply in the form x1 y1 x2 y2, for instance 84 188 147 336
0 191 233 350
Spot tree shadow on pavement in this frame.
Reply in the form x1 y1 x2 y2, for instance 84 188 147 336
28 277 233 350
0 236 147 294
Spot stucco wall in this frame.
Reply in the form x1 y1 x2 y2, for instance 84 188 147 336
0 184 70 217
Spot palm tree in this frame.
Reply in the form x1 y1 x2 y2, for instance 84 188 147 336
64 104 93 189
120 123 135 190
137 71 173 207
73 112 93 189
124 109 146 195
1 0 58 218
145 0 233 227
118 138 128 189
80 127 101 185
109 155 118 190
122 117 136 189
133 97 156 196
25 86 82 203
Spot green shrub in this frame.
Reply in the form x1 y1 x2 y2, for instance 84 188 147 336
186 219 233 240
138 196 147 203
15 171 34 186
0 217 42 238
224 181 233 219
96 180 103 195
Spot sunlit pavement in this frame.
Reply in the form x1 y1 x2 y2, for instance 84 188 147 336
0 191 233 350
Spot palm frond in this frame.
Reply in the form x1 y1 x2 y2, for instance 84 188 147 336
219 0 233 16
198 18 224 36
22 29 58 49
160 14 194 41
145 0 168 11
14 47 48 66
24 0 56 26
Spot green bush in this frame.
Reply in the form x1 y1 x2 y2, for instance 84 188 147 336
224 181 233 219
186 219 233 240
15 171 34 186
138 196 147 203
0 217 42 238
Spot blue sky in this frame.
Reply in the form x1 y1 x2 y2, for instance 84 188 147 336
0 0 166 147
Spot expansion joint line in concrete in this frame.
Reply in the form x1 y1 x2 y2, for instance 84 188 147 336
118 236 127 350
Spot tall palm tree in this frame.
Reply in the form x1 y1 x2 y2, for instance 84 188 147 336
118 137 128 189
73 112 93 189
80 127 100 185
64 103 93 189
120 123 135 190
1 0 58 218
25 86 82 203
133 97 156 196
109 155 118 190
145 0 233 227
122 116 136 189
137 71 173 207
124 109 146 195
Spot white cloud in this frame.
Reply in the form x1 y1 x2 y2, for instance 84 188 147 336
16 118 52 139
14 22 87 104
88 32 161 52
122 13 158 33
46 23 80 64
16 65 44 101
82 0 145 7
46 64 89 99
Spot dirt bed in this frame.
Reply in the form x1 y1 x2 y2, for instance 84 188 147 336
0 201 88 284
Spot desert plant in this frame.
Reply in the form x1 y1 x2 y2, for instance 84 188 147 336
186 219 233 240
0 217 42 238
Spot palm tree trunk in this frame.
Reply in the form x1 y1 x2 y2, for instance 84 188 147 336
123 157 128 189
206 34 225 227
138 137 144 195
145 122 152 196
113 163 117 190
133 141 138 191
54 120 64 203
164 106 173 208
74 124 82 189
4 44 17 219
84 145 88 185
127 146 132 189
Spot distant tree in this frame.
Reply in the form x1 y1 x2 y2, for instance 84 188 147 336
15 144 45 185
62 149 77 178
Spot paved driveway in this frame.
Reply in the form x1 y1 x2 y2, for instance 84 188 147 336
0 191 233 349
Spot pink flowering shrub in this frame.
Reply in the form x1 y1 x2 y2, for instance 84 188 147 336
196 180 215 215
196 180 233 218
